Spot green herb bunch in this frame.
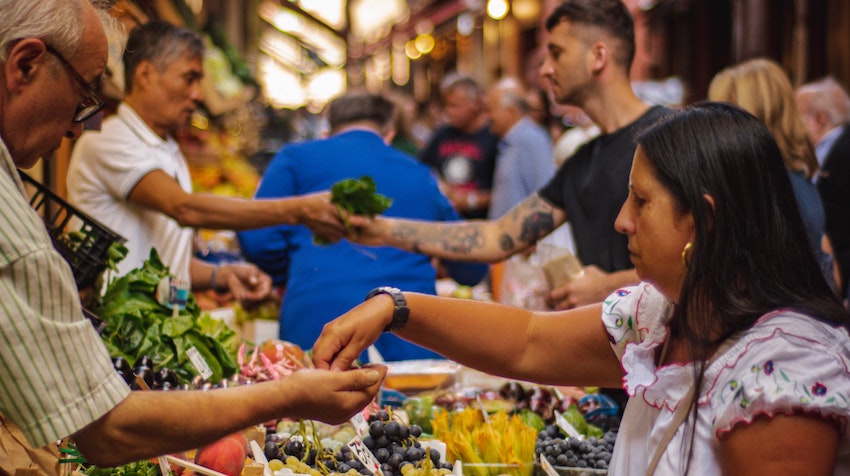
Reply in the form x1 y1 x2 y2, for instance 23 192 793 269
94 249 239 384
314 176 392 245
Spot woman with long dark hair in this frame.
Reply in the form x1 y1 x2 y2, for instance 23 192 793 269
312 103 850 475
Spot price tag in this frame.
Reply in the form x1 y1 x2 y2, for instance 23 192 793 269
538 454 559 476
350 412 369 439
156 276 189 310
348 436 383 476
553 410 582 439
187 346 213 380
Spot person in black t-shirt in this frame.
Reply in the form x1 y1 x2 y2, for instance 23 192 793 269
349 0 666 311
419 73 500 219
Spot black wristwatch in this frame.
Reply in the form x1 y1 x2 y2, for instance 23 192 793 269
365 286 409 332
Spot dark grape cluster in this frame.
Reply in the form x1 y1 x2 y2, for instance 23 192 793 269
264 410 453 476
361 410 452 476
535 424 617 471
112 355 179 390
113 355 240 391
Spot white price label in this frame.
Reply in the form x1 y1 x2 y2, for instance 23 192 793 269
350 412 369 439
553 409 582 439
186 346 213 380
348 436 383 476
538 454 559 476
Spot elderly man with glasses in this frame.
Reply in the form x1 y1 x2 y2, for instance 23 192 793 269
0 0 385 471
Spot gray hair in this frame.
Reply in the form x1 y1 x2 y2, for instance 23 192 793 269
0 0 85 61
326 90 397 135
0 0 121 62
798 77 850 126
440 72 485 101
492 77 529 113
123 20 204 93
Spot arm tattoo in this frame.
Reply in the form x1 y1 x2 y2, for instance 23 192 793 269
499 194 558 251
519 212 555 243
392 222 486 256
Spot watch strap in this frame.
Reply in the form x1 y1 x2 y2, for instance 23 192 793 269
365 286 409 332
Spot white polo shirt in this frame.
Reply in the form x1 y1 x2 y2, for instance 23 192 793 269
68 103 195 283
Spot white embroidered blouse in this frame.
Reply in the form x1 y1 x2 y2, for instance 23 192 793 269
603 283 850 475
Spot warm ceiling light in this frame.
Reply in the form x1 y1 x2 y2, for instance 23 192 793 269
486 0 509 20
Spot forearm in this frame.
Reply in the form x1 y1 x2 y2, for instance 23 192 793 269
381 194 564 262
174 194 307 230
384 293 620 386
73 382 291 467
384 218 509 262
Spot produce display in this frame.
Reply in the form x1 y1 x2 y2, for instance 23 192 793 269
80 249 619 476
94 249 240 384
431 407 537 476
535 423 616 471
264 412 452 476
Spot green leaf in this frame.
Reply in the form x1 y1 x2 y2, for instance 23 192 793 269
162 314 194 337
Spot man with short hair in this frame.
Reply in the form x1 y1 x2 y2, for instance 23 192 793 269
419 73 499 219
0 1 384 467
797 77 850 296
238 91 487 362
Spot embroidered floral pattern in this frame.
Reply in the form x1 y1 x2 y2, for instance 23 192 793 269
603 288 637 348
720 358 849 410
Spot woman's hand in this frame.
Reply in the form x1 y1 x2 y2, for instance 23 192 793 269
312 297 395 371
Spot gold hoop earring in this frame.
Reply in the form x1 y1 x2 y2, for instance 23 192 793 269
681 242 693 267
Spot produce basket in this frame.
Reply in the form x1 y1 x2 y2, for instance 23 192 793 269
19 171 126 289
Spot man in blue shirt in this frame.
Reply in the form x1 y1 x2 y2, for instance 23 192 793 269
238 91 487 362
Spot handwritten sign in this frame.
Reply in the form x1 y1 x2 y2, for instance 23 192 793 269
348 436 383 476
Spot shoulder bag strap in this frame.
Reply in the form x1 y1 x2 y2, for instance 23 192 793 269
644 333 742 476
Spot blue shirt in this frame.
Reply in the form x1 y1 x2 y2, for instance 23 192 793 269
488 117 557 219
238 130 487 362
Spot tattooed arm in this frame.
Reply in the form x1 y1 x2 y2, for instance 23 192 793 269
351 193 567 262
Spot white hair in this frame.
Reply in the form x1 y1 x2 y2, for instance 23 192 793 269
0 0 86 61
798 77 850 126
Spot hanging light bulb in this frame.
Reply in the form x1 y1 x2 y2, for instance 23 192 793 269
486 0 509 20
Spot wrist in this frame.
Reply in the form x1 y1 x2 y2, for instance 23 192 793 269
210 263 227 292
365 286 409 332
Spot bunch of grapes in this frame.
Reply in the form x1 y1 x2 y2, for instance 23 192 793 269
360 410 452 476
112 356 179 390
535 424 616 471
264 411 453 476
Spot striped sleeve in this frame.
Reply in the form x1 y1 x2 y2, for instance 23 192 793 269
0 146 129 447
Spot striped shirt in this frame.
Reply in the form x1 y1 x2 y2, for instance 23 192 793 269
0 138 130 448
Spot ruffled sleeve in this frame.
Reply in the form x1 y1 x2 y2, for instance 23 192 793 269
706 313 850 441
602 282 673 360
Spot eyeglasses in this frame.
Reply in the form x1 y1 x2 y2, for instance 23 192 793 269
44 44 105 123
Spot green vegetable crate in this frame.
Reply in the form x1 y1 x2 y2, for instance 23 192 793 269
19 171 127 289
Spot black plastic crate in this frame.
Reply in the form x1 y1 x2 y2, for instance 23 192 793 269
19 171 126 289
